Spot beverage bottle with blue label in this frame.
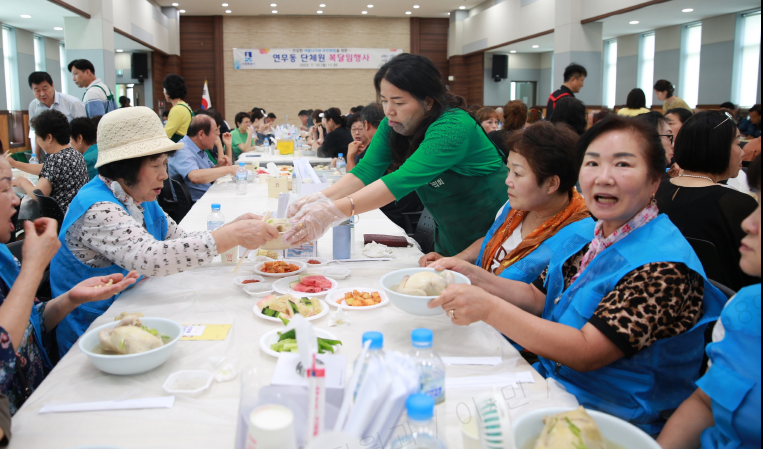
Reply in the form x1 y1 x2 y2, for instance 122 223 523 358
336 153 347 175
236 162 248 195
27 153 39 183
387 394 446 449
352 332 385 400
207 204 225 231
410 329 445 404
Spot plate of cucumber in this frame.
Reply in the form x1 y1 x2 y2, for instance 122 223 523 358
259 328 341 358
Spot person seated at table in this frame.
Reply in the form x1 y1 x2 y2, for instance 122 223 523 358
657 155 761 449
476 107 500 134
526 108 542 126
163 74 193 143
231 112 258 162
489 100 527 157
0 392 9 444
420 121 591 284
298 110 310 132
549 97 588 136
195 109 231 164
738 104 760 139
69 116 99 180
617 88 652 117
0 156 140 415
347 103 385 171
656 111 758 291
634 111 677 177
314 108 353 159
309 109 326 145
429 115 726 435
743 136 761 162
249 109 267 146
654 79 693 115
51 107 280 356
9 110 89 213
665 107 693 138
346 114 366 166
169 115 236 202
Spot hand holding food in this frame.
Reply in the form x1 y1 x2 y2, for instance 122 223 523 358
283 199 349 247
429 257 482 280
393 270 455 296
227 220 280 249
286 192 329 218
21 218 61 271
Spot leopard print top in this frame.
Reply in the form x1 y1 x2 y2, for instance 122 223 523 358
535 244 705 358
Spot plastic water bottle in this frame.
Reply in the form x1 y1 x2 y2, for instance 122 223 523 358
27 153 39 183
336 153 347 175
410 329 446 405
236 162 248 195
207 204 225 231
352 332 385 400
387 395 446 449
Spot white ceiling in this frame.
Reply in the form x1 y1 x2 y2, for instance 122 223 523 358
163 0 480 17
0 0 74 41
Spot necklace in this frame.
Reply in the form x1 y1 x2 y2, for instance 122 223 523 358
678 174 716 184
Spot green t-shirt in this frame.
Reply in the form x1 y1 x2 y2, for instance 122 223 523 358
231 128 255 161
83 144 99 180
350 108 505 200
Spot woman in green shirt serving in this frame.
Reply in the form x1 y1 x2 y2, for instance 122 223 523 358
285 54 508 256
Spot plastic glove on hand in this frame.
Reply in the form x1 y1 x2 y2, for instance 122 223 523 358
283 200 348 247
286 192 329 219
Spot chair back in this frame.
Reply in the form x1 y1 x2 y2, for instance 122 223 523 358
33 189 65 233
412 209 436 254
709 279 736 299
6 241 23 262
685 237 725 284
157 177 181 222
169 174 193 223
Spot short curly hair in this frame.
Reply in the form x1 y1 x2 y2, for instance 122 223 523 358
162 74 187 100
31 110 71 145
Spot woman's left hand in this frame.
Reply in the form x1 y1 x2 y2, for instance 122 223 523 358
68 272 140 305
428 284 497 326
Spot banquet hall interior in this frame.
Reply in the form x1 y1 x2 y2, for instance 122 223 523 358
0 0 760 448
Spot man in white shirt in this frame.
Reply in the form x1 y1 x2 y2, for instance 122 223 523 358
26 72 87 159
68 59 118 117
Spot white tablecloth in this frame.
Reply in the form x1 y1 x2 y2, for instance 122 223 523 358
9 181 573 449
238 152 332 166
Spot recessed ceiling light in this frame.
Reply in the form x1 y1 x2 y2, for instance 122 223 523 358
532 45 539 48
320 3 326 7
682 8 694 12
406 11 412 15
629 20 639 24
222 3 228 6
116 49 124 52
459 6 466 9
20 14 32 18
272 10 278 13
413 5 420 8
510 50 516 53
317 10 323 13
226 10 231 13
362 11 368 14
54 27 63 31
367 4 373 8
172 2 178 5
271 3 277 6
179 9 186 13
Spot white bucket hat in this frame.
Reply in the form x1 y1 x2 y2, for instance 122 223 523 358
95 106 184 168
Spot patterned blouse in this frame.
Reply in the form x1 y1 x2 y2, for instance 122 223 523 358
64 176 219 277
39 147 89 213
534 244 705 358
0 260 54 415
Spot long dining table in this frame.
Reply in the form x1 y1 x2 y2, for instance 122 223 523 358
8 178 574 449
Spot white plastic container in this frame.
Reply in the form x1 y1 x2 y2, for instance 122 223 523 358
244 404 297 449
234 275 266 288
162 370 214 397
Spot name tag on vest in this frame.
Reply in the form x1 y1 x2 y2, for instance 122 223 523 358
428 178 445 188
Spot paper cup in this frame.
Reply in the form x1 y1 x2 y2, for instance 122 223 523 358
244 405 297 449
462 418 480 449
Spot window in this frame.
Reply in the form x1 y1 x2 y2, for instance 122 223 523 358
679 23 702 109
2 25 19 111
603 39 617 108
638 33 655 107
735 11 761 107
59 42 67 94
33 35 45 72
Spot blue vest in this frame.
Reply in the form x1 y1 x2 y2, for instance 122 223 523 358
698 284 761 449
51 177 167 357
535 215 725 436
0 245 53 370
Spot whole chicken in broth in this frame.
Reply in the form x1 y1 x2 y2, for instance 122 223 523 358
394 270 455 296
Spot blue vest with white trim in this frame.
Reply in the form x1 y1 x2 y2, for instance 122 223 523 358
51 177 167 357
535 215 726 436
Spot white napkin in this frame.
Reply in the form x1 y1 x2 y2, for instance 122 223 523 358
39 396 175 414
446 372 535 389
362 242 394 258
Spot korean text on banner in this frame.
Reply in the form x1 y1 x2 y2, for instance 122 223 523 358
232 48 404 70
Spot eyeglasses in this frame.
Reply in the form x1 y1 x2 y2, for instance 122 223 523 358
714 111 738 129
659 134 674 144
351 127 364 133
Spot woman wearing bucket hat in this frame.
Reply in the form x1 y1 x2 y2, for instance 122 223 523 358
50 106 279 356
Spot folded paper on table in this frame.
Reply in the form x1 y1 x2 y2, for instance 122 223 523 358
441 357 503 366
446 372 535 389
180 324 231 341
40 396 175 414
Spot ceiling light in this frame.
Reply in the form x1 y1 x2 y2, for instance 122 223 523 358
317 10 323 13
682 8 694 12
459 6 466 9
222 3 228 6
226 10 231 13
179 9 186 13
320 4 326 7
20 14 32 18
116 49 124 53
532 45 539 48
272 10 278 13
172 2 178 5
510 50 516 53
362 11 368 14
406 11 412 15
413 5 420 8
367 4 373 7
629 20 639 24
54 27 63 31
271 3 277 6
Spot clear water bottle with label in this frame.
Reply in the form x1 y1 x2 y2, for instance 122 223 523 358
207 203 225 231
352 332 385 400
336 153 347 175
236 162 248 195
27 152 39 184
410 329 445 404
387 395 446 449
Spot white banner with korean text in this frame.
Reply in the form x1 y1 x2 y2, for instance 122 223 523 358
232 48 404 70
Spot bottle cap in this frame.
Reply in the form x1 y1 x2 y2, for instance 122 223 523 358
239 162 245 166
362 331 383 350
211 203 221 211
406 394 434 421
411 328 433 348
338 153 344 157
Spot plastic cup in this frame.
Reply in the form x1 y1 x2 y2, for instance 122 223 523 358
244 404 297 449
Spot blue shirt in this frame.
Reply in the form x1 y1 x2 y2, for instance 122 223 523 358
82 79 118 118
738 118 761 138
169 135 215 201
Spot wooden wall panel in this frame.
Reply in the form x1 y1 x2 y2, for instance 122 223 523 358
151 54 183 113
448 56 468 101
466 53 484 106
180 17 218 112
410 18 449 82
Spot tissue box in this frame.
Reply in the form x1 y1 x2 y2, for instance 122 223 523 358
267 177 290 198
277 140 294 155
286 241 316 258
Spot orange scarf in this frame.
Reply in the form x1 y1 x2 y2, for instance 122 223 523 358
481 189 589 275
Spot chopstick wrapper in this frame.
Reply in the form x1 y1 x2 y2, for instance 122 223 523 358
39 396 175 414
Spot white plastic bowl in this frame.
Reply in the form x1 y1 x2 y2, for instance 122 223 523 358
78 317 183 376
234 275 266 288
379 268 471 317
162 370 213 396
513 407 661 449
